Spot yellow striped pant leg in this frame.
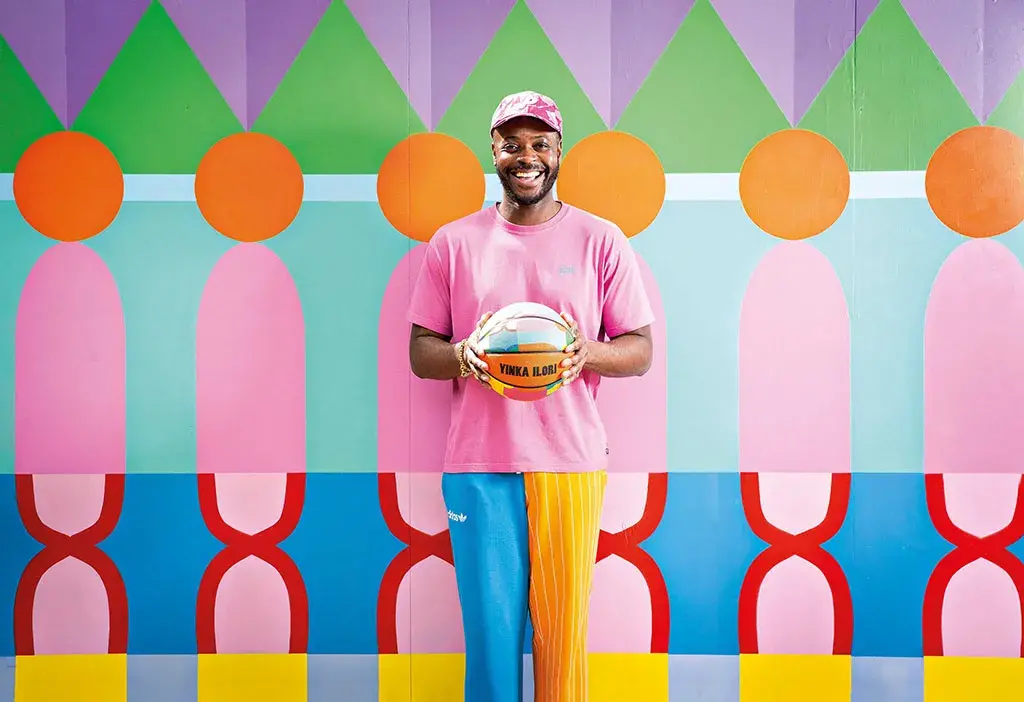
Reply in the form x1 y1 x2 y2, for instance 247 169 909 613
523 470 607 702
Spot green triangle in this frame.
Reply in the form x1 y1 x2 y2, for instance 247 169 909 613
799 0 977 171
0 36 64 172
614 0 789 173
72 1 242 173
252 1 423 174
988 69 1024 137
436 0 606 168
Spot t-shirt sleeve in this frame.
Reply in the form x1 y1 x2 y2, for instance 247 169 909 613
601 228 655 338
407 235 454 337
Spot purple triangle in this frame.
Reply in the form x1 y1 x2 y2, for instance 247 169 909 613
794 0 879 123
711 0 879 125
345 0 431 127
348 0 514 130
162 0 248 125
610 0 695 126
0 0 68 123
65 0 151 125
984 0 1024 121
902 0 985 120
710 0 796 121
0 0 151 126
527 0 612 125
245 0 331 128
428 0 516 129
164 0 329 128
903 0 1024 122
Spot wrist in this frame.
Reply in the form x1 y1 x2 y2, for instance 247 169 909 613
581 339 603 372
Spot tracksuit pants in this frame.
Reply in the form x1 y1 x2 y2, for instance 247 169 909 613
442 470 607 702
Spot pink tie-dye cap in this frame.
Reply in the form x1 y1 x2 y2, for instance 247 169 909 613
490 91 563 135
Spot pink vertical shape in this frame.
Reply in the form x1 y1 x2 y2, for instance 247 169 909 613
31 474 110 654
924 238 1024 655
212 473 292 653
739 241 851 654
395 471 464 653
195 244 304 652
924 239 1024 475
941 475 1022 656
15 243 126 475
588 253 666 651
589 472 652 652
739 241 850 476
196 244 305 474
589 254 667 654
596 253 666 474
377 245 452 476
379 246 463 653
756 473 836 653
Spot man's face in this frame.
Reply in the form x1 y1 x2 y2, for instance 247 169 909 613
491 117 562 207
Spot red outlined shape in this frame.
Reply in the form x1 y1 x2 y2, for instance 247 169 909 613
596 472 670 653
13 474 128 655
195 472 309 653
737 472 853 654
922 473 1024 656
376 472 454 654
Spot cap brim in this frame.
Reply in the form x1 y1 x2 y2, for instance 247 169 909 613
490 114 561 134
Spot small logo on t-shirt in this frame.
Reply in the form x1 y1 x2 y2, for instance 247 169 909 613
447 509 467 523
558 264 574 276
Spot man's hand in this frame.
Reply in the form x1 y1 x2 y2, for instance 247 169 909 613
559 312 588 386
460 312 493 385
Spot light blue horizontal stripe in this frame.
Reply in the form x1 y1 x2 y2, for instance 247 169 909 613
0 172 928 202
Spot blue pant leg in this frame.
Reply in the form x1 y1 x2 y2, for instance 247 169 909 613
442 472 529 702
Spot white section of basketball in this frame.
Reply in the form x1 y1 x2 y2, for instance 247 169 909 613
479 302 565 338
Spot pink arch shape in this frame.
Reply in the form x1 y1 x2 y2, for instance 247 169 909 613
196 244 306 474
15 243 125 474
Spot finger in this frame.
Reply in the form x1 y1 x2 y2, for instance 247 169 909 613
465 348 488 371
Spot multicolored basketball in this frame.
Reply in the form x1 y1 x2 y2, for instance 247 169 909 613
477 302 576 402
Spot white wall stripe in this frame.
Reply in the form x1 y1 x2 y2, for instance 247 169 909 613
0 171 930 203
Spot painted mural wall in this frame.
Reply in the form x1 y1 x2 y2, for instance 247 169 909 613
1 0 1023 700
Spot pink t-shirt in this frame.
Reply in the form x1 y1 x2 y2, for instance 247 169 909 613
407 203 655 473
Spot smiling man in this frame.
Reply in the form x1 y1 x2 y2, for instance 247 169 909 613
406 91 655 702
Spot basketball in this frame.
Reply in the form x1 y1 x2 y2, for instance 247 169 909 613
476 302 576 402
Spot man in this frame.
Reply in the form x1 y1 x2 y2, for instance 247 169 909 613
406 90 654 702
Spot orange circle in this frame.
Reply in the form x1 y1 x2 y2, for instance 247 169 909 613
13 131 124 242
195 133 304 242
377 133 486 242
926 126 1024 239
557 131 666 237
739 129 850 240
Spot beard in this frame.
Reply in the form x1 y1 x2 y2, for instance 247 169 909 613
497 162 559 206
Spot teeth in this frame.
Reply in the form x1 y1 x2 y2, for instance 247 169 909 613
514 171 540 180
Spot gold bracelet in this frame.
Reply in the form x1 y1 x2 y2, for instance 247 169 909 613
455 340 471 378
